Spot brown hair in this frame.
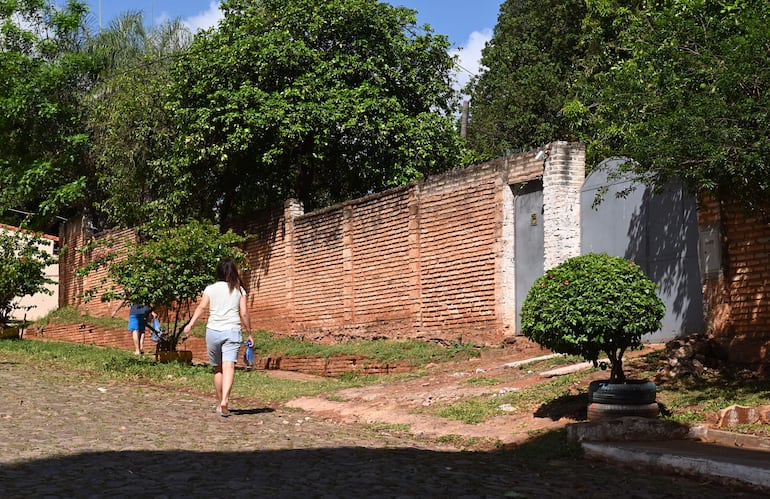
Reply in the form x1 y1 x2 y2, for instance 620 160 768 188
215 259 246 294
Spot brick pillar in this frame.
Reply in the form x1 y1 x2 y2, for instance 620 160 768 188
497 160 516 338
543 141 585 270
407 185 423 332
342 205 355 323
284 199 303 334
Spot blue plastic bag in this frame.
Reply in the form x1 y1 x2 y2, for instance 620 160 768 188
150 317 162 342
243 339 254 367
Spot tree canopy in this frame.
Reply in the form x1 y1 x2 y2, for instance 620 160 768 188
463 0 587 159
77 219 248 351
84 12 193 229
0 0 94 230
566 0 770 213
521 253 664 383
170 0 465 222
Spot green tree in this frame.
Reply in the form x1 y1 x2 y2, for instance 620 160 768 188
520 253 664 383
464 0 587 159
0 0 94 230
565 0 770 213
78 220 248 352
0 229 57 326
84 12 193 228
170 0 464 222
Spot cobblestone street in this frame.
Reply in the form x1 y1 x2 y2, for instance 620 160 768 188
1 359 765 498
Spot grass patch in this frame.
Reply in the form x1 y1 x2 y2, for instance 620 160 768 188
249 330 479 365
464 376 502 386
656 367 770 426
367 422 411 433
432 372 586 424
0 339 373 402
36 306 125 330
31 309 481 365
434 434 488 449
0 333 477 403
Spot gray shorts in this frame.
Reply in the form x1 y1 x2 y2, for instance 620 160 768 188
206 328 242 366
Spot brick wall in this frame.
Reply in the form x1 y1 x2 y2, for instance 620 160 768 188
59 218 135 319
52 142 770 366
698 196 770 364
61 142 584 347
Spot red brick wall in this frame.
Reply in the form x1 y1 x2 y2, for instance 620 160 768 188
417 163 501 343
60 145 576 347
59 218 135 319
236 203 295 336
699 195 770 364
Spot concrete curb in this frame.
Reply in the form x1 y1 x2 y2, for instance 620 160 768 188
582 441 770 490
568 419 770 491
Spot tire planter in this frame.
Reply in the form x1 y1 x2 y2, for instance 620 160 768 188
588 380 657 404
588 402 660 421
587 379 659 421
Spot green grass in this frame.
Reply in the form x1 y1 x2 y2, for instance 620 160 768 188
33 308 481 364
433 372 585 424
0 333 476 403
656 369 770 425
36 306 126 330
248 329 480 364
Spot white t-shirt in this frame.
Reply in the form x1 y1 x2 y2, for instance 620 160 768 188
204 281 245 332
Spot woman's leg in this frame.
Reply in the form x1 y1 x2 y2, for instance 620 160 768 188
213 365 223 407
220 361 235 412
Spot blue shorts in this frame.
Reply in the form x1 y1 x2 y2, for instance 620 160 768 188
128 314 146 333
206 328 242 366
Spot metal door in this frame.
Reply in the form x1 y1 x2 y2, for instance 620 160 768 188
514 181 544 332
581 160 704 342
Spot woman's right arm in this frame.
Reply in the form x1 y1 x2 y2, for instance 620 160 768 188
183 293 210 336
239 292 252 342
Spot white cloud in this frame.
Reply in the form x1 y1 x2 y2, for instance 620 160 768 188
183 1 223 32
450 28 492 94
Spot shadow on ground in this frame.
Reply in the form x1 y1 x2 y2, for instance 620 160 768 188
4 430 758 499
534 393 589 421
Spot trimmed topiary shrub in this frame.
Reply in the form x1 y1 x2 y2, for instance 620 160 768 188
520 253 665 383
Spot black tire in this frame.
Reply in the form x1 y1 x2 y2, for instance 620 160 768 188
587 402 660 421
588 380 657 405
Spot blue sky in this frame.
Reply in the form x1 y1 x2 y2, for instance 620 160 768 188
81 1 503 89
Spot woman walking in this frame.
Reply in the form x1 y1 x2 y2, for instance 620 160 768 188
183 259 252 417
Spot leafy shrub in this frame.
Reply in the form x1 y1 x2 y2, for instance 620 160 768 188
0 230 57 326
520 253 664 382
78 220 249 351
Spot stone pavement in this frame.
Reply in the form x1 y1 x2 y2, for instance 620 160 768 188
1 359 768 499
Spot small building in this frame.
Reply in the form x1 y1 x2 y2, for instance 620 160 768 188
1 224 59 322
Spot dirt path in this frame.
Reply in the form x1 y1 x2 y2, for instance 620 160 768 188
285 341 659 447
